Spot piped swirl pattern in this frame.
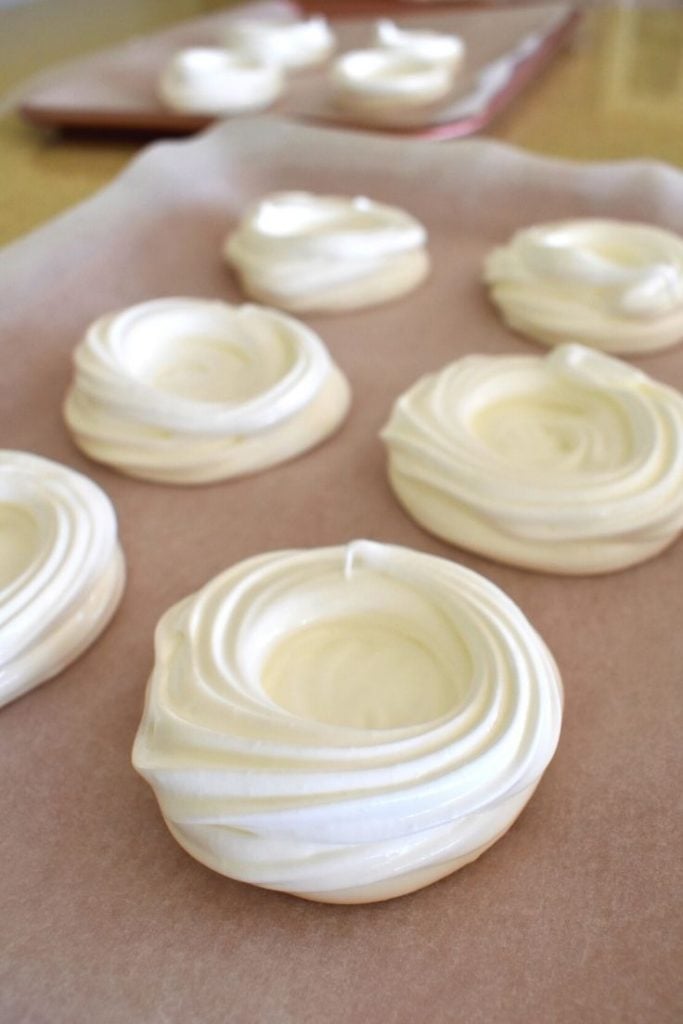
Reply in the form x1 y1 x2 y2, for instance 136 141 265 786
485 219 683 354
132 541 563 903
224 191 429 313
64 298 350 484
0 451 124 707
381 345 683 573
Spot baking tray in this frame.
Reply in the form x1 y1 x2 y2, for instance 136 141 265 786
1 116 681 1023
17 1 578 139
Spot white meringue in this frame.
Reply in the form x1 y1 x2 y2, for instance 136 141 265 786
374 19 465 73
222 16 335 70
485 219 683 355
158 47 283 115
64 298 350 485
224 191 429 313
331 48 455 114
382 345 683 574
0 451 124 708
132 540 562 903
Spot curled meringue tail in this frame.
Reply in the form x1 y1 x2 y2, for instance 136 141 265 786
485 219 683 354
343 539 383 581
548 344 648 391
620 263 683 317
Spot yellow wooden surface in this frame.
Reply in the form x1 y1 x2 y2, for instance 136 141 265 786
1 3 682 248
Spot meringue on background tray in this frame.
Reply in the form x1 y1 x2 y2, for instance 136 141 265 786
221 14 335 69
330 18 466 114
13 3 575 137
158 47 284 114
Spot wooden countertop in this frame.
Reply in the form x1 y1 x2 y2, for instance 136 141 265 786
1 2 682 247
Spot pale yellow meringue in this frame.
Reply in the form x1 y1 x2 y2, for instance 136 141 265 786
485 219 683 354
331 48 455 115
64 298 350 485
158 47 283 115
382 345 683 574
224 191 429 313
222 16 335 70
0 451 124 708
132 540 562 903
374 19 465 73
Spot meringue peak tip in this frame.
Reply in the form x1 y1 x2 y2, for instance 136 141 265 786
343 539 384 580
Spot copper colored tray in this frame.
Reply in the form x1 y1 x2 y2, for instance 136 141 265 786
18 1 578 139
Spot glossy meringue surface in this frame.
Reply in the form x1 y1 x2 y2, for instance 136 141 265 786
158 47 283 115
0 451 124 708
222 16 335 69
225 191 429 313
331 48 455 113
485 219 683 354
382 345 683 574
374 19 465 72
132 540 562 903
64 298 350 484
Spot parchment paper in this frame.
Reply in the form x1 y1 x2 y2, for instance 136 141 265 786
1 116 681 1024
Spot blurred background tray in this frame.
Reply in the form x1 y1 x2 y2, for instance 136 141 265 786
17 1 578 138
